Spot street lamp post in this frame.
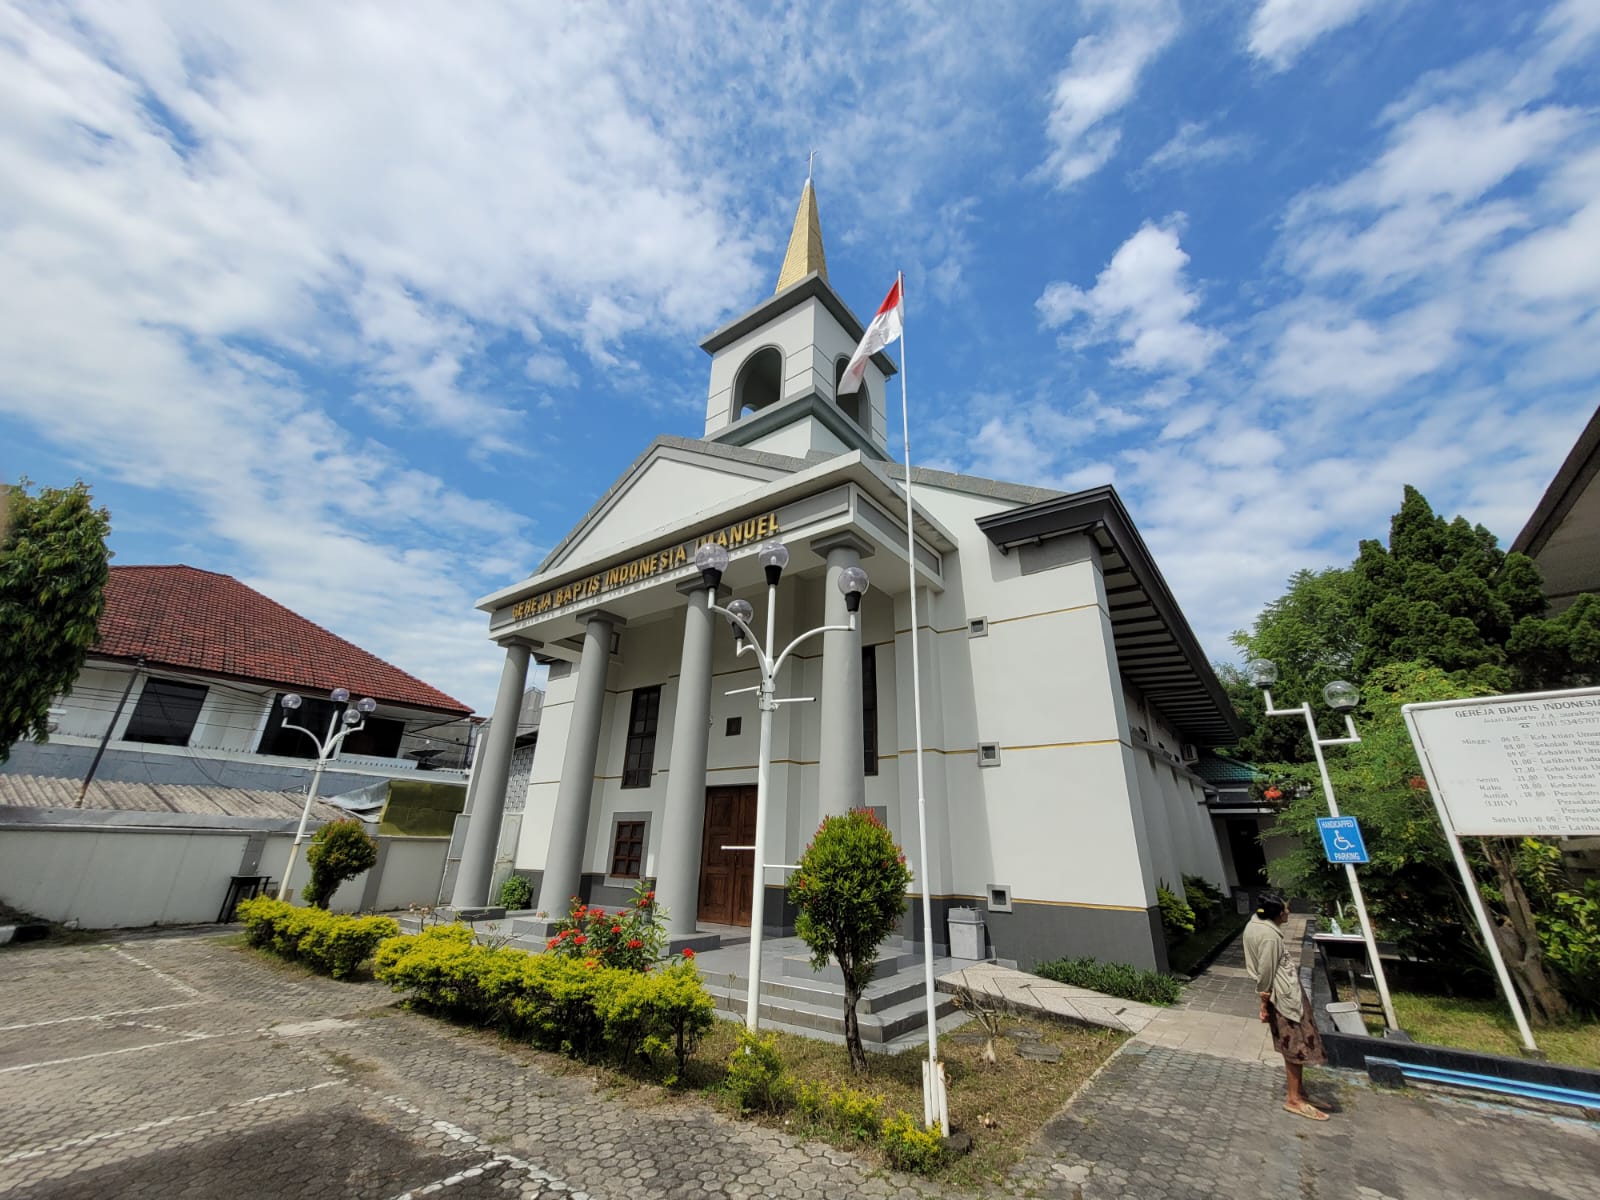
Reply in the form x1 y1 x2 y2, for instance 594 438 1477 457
692 540 870 1031
1250 660 1401 1033
275 688 378 901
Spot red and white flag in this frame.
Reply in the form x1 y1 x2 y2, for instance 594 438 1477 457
838 277 903 394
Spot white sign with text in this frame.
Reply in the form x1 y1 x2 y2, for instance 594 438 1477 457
1405 688 1600 837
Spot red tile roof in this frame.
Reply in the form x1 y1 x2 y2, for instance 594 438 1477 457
93 566 471 716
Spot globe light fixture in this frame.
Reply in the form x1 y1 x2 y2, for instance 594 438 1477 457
694 543 729 590
837 565 870 613
1323 680 1359 712
699 541 869 1032
1246 658 1278 688
758 540 789 586
273 683 374 901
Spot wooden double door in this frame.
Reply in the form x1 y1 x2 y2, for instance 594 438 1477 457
698 786 756 926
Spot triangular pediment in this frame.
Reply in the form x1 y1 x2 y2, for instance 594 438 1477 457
537 437 812 574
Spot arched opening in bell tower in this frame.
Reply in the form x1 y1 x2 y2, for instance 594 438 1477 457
734 347 783 419
834 356 868 433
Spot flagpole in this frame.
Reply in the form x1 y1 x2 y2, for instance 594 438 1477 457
896 272 948 1134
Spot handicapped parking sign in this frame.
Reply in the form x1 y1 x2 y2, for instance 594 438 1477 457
1318 816 1369 864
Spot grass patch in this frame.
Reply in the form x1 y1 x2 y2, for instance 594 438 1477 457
1166 910 1249 977
1354 988 1600 1069
681 1015 1123 1188
1032 956 1184 1005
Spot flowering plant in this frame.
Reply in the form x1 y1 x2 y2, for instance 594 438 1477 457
544 879 668 972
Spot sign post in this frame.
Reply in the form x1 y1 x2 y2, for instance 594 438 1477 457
1403 686 1600 1055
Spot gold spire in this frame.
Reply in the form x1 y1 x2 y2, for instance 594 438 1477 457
774 174 828 293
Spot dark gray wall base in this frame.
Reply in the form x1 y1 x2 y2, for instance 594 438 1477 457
934 897 1166 973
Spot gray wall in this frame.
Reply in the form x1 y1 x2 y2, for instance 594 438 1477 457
0 810 449 928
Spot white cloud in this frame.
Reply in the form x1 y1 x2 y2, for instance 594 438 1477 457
1246 0 1381 71
1041 1 1180 188
1037 220 1224 375
1263 301 1459 400
1143 121 1252 174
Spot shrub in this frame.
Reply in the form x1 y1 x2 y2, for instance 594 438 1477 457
880 1112 946 1172
235 897 398 979
302 819 378 909
545 880 665 972
1181 874 1225 923
1033 955 1184 1006
372 926 715 1081
1157 884 1196 939
788 809 912 1073
724 1029 791 1114
498 874 534 910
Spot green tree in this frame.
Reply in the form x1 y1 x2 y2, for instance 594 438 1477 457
0 480 112 763
787 810 912 1074
303 819 378 908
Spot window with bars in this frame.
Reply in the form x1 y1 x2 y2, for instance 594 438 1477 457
621 685 661 788
610 819 646 878
123 678 209 746
862 645 878 776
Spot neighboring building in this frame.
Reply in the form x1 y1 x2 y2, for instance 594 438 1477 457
1192 754 1297 893
9 565 475 798
1512 402 1600 613
453 182 1242 971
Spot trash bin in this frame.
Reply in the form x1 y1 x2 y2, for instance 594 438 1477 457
1325 1001 1368 1036
947 907 986 960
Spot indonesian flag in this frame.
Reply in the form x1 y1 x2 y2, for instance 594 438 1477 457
838 278 903 394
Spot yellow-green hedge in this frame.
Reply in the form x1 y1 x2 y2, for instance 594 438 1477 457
372 924 714 1081
235 897 400 979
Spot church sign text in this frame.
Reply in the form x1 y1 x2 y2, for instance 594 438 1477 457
510 512 782 621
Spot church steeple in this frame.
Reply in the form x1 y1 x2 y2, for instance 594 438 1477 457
774 166 827 293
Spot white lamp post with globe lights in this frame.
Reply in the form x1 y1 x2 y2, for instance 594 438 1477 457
1249 659 1400 1033
692 539 869 1031
275 688 378 901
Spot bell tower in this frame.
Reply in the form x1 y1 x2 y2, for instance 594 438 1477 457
698 175 895 461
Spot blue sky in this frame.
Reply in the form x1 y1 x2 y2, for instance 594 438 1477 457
3 1 1598 715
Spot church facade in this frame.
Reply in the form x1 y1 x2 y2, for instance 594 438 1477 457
455 184 1242 972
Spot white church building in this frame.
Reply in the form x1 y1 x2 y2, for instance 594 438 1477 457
454 183 1242 972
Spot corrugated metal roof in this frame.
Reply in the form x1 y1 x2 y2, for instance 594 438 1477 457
1191 755 1259 786
0 773 347 822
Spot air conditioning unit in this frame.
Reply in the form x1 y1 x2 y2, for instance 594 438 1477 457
1180 743 1199 764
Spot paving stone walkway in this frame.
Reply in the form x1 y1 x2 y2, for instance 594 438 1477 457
2 928 1595 1199
0 933 952 1200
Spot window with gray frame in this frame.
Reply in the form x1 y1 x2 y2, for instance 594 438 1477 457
610 819 646 878
621 685 661 788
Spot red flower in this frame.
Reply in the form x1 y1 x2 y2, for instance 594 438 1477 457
628 939 643 950
1264 787 1283 801
682 948 695 959
611 925 622 934
547 937 559 949
573 934 587 946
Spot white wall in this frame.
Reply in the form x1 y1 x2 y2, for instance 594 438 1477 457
2 824 447 927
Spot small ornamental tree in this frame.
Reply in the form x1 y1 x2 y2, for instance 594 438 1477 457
1 479 112 763
303 819 378 908
787 809 912 1074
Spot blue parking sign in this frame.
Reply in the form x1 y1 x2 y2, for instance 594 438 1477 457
1318 816 1369 864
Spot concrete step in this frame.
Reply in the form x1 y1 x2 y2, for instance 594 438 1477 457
781 950 914 984
700 977 961 1045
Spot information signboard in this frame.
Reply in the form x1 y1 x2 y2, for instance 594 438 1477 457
1404 688 1600 837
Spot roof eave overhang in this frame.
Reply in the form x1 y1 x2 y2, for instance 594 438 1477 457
699 273 897 378
1512 404 1600 558
975 485 1245 746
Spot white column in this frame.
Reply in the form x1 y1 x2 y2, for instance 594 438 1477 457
658 584 716 939
452 639 533 908
812 534 873 818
